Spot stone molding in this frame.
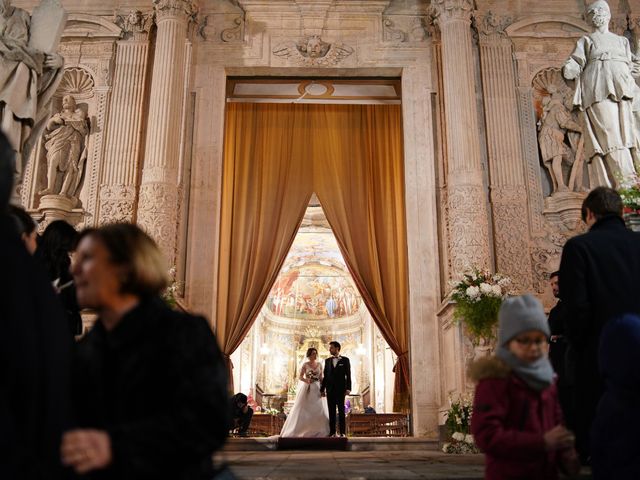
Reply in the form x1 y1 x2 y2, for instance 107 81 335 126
153 0 197 22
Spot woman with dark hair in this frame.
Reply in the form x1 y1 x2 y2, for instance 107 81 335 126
61 223 229 479
279 347 329 437
34 219 82 336
8 204 37 254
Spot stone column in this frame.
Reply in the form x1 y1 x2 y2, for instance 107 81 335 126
431 0 491 277
98 11 153 225
476 12 532 290
137 0 196 262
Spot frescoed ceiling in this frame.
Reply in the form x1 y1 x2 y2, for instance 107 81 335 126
264 198 363 321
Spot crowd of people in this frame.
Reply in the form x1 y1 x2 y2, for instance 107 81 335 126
470 186 640 480
0 132 230 479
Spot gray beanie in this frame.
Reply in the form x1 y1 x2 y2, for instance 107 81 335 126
498 294 549 346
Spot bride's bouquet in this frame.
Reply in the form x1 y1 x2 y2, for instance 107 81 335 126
305 370 320 394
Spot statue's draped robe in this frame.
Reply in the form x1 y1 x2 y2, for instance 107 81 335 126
565 32 640 160
44 112 88 196
0 6 63 167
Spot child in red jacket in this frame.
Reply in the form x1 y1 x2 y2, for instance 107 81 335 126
470 294 580 480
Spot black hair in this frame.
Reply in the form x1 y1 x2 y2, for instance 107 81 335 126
0 131 14 211
35 220 79 281
581 187 623 222
329 341 341 351
9 204 36 236
306 347 317 358
549 271 559 280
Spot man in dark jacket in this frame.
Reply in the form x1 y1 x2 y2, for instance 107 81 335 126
0 131 72 479
559 186 640 462
320 341 351 437
230 393 253 437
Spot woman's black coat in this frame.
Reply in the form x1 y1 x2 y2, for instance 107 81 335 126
71 297 229 480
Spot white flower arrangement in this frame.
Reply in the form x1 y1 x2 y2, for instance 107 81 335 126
442 393 480 454
450 269 515 344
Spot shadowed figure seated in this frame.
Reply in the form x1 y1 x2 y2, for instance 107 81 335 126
231 393 253 437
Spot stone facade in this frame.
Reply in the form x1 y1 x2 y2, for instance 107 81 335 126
14 0 639 438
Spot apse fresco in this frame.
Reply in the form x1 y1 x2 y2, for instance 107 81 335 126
267 263 361 319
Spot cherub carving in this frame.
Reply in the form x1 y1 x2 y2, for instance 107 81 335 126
273 36 354 66
116 10 154 36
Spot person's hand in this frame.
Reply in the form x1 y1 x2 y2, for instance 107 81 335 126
543 425 575 451
345 390 351 396
44 53 63 69
61 429 112 474
560 447 581 476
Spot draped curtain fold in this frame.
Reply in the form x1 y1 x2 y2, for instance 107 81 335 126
216 103 313 389
311 105 410 412
217 103 410 411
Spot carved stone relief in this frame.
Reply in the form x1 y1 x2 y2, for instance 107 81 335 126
533 68 587 195
137 182 180 261
98 184 137 224
382 16 431 43
272 36 354 67
115 10 154 40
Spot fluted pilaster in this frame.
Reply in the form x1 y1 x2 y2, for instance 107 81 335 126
432 0 491 277
477 12 532 289
99 13 152 224
137 0 196 261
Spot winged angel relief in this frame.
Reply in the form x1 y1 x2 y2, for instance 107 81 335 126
273 35 354 67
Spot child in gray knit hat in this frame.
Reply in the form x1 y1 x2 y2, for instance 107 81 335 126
469 294 580 480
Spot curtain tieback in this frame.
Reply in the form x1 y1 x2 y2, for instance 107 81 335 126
223 353 234 370
392 351 408 372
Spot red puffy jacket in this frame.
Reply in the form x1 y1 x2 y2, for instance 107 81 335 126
469 356 574 480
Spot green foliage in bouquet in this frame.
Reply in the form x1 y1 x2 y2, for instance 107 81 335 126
617 176 640 212
450 269 513 345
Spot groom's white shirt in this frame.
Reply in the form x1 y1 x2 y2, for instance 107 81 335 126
331 355 341 367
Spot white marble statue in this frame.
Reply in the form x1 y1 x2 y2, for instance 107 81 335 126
0 0 65 179
538 85 585 193
38 95 89 202
563 0 640 188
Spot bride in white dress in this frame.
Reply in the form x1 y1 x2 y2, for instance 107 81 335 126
279 348 329 437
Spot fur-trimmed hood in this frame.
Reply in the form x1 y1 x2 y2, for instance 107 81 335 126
468 355 511 382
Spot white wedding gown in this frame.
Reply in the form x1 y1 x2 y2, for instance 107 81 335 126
279 361 330 438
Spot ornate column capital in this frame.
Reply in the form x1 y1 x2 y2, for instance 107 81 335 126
115 10 154 41
430 0 474 25
474 10 512 44
153 0 197 22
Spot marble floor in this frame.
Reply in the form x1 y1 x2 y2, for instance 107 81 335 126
221 450 594 479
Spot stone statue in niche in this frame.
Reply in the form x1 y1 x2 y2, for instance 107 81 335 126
38 95 90 204
563 0 640 188
537 85 586 193
0 0 66 180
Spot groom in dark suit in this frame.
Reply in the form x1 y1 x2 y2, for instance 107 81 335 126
321 341 351 437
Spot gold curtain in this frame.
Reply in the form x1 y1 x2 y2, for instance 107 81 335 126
218 103 410 410
216 103 313 389
311 105 410 412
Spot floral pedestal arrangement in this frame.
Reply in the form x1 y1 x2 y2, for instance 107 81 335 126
619 180 640 232
442 394 480 454
450 269 514 350
623 210 640 232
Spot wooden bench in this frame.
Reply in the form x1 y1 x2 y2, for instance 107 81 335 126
346 413 409 437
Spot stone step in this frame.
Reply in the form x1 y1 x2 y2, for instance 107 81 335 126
224 437 440 452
